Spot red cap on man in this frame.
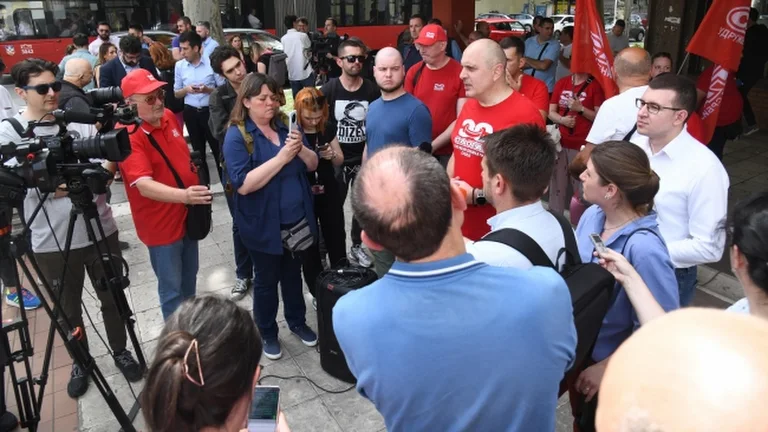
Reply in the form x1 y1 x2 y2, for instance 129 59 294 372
121 69 166 98
415 24 447 46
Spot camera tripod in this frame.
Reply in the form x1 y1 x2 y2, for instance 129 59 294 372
2 177 144 432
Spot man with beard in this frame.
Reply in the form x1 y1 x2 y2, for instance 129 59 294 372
363 46 432 276
88 21 119 56
402 14 426 72
449 39 545 241
320 38 379 268
98 35 160 88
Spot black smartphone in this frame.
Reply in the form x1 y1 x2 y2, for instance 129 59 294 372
248 386 280 432
589 233 608 255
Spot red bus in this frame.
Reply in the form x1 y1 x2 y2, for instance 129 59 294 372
0 0 431 70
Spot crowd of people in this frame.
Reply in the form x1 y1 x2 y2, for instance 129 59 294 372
0 7 767 432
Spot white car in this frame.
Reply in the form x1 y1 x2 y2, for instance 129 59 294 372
551 14 575 39
508 14 535 33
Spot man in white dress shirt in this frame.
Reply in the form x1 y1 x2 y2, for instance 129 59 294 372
634 73 729 306
88 21 120 57
464 124 568 270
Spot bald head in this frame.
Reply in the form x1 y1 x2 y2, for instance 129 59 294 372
375 47 403 66
614 47 652 80
64 58 91 77
352 147 452 262
460 39 507 101
597 309 768 432
465 38 507 69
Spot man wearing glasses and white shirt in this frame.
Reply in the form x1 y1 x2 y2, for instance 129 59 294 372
633 74 729 307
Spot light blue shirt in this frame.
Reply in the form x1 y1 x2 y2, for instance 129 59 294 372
57 49 98 91
201 37 219 59
524 36 560 92
174 56 225 107
333 253 576 432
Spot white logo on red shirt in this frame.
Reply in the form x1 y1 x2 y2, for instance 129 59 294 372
558 90 587 109
172 129 181 138
458 119 493 139
434 83 445 91
454 119 493 158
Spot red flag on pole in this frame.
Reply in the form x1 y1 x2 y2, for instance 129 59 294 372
572 0 618 98
687 0 749 143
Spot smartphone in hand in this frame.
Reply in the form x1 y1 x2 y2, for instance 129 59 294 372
288 110 299 133
248 386 280 432
589 233 608 255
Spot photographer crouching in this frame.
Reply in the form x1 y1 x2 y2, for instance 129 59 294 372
0 59 142 399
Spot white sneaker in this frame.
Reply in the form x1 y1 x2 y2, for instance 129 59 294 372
230 278 251 301
349 245 373 268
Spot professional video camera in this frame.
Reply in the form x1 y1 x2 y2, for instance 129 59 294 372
309 31 347 83
0 86 139 196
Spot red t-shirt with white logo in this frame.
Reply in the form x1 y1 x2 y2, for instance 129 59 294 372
405 59 466 156
696 65 743 127
451 91 546 240
550 76 606 150
519 74 550 116
119 108 200 247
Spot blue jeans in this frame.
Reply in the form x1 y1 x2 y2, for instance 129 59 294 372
224 191 254 280
250 249 307 341
290 73 316 100
675 266 698 307
148 236 199 320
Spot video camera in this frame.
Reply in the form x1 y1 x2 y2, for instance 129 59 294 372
308 31 347 79
0 86 139 201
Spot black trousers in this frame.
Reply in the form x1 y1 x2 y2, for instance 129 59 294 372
739 79 758 127
302 185 348 297
183 105 221 184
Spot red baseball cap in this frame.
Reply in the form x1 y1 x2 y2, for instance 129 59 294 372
121 69 166 98
415 24 447 46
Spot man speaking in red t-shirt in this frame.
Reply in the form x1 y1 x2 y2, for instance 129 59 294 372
500 36 550 122
405 24 467 168
449 39 546 241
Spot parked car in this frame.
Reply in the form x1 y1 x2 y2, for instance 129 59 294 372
476 18 527 42
605 15 646 42
551 14 575 39
477 12 514 20
508 14 535 33
114 28 283 52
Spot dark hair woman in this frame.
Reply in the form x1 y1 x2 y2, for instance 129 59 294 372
228 34 256 73
568 140 680 429
222 73 319 361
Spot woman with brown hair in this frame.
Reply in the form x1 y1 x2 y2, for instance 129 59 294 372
294 87 346 299
141 296 291 432
149 41 184 129
228 34 256 73
249 41 270 75
566 140 680 431
94 42 117 87
222 73 319 361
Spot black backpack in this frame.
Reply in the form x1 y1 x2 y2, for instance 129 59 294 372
479 211 616 377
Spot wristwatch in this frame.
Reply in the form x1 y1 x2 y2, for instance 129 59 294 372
473 188 487 206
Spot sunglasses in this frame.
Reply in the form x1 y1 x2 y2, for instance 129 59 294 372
22 81 62 95
136 89 166 105
342 55 366 63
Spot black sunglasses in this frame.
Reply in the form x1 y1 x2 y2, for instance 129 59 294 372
342 55 366 63
22 81 62 95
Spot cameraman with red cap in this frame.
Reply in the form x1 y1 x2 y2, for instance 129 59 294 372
118 69 212 320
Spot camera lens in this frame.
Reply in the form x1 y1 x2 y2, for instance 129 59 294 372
71 129 131 162
87 87 124 106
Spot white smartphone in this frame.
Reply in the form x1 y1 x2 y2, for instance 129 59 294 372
589 233 608 255
288 110 299 133
248 386 280 432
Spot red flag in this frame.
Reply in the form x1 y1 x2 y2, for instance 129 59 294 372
572 0 618 98
687 0 749 143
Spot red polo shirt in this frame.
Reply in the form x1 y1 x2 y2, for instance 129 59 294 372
451 91 546 240
405 59 466 156
119 108 199 247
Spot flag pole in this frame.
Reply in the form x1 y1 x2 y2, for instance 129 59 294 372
677 52 691 75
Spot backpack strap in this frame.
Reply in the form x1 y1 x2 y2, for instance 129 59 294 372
2 118 32 139
237 122 254 154
548 210 582 265
623 123 638 142
530 42 550 78
479 228 555 268
411 61 427 90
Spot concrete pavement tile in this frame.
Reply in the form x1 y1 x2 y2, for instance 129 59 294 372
198 243 229 269
283 396 343 432
696 265 719 287
278 320 317 358
121 243 150 266
112 215 135 234
701 272 745 301
197 263 238 294
293 349 353 393
126 261 157 287
78 372 143 432
259 357 319 409
127 281 160 314
53 389 77 419
140 337 159 364
320 386 384 432
211 223 234 244
136 307 164 344
54 412 79 431
213 287 252 311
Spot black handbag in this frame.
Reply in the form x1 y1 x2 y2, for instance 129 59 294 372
145 132 212 241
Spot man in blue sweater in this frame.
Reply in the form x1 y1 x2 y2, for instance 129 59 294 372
333 147 577 432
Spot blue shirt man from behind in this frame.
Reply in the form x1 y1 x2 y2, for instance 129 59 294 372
524 17 561 92
333 147 577 432
196 21 220 60
57 33 98 90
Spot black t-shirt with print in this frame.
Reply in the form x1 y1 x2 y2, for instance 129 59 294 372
319 77 379 165
305 125 340 190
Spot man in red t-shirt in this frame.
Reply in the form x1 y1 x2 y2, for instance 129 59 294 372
119 69 213 320
405 24 467 168
696 65 744 159
500 36 549 122
450 39 546 240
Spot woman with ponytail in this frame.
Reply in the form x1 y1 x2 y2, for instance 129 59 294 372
141 296 290 431
565 140 680 431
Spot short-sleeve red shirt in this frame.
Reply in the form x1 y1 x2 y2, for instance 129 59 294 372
519 74 550 117
451 91 546 240
405 59 466 155
119 109 199 247
550 76 606 150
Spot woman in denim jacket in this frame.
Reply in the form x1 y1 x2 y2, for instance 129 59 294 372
222 73 319 360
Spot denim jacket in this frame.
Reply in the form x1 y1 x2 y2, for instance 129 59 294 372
222 117 317 255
